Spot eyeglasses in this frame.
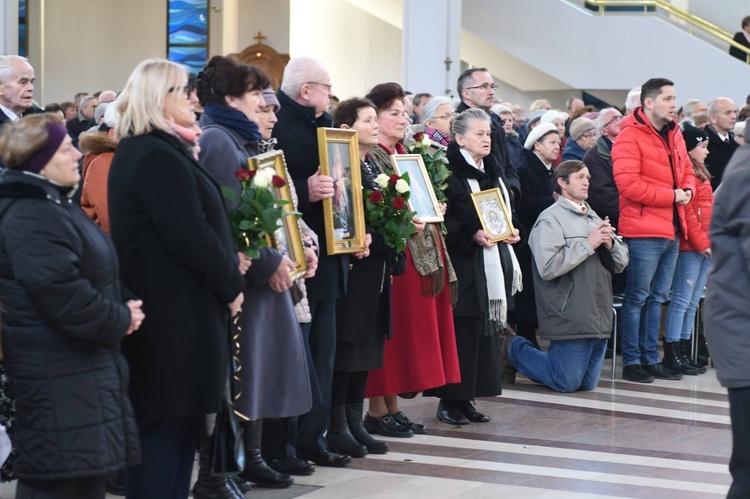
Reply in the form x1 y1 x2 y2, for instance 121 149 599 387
465 83 498 91
168 85 190 96
580 131 597 140
601 115 623 128
434 112 455 120
306 81 333 91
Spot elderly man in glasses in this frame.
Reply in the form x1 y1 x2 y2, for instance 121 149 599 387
456 67 520 202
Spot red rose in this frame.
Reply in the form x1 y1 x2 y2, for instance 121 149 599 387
247 170 257 179
413 132 424 142
389 174 400 186
272 175 286 188
236 169 251 182
392 196 405 210
369 190 383 203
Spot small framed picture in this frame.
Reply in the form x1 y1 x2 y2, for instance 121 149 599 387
317 128 367 255
248 150 308 280
390 154 444 223
470 188 515 242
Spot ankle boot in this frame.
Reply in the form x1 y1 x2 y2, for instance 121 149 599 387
662 341 700 375
345 403 388 454
326 405 368 458
680 339 707 373
192 435 245 499
239 420 294 489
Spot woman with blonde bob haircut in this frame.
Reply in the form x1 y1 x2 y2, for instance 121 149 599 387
108 58 246 499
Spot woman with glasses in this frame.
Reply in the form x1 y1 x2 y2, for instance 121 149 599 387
108 58 245 499
364 83 460 437
492 104 524 172
420 96 455 147
563 117 597 161
506 123 562 365
196 55 314 496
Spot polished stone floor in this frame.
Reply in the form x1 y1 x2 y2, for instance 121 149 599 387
0 356 731 498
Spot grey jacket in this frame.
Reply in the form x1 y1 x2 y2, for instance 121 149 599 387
529 197 628 341
705 142 750 388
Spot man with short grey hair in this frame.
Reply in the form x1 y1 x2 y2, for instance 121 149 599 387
0 55 35 124
67 95 98 146
267 56 352 472
705 97 739 189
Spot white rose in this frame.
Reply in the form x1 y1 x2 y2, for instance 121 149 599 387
421 135 432 147
375 173 390 189
253 168 274 189
395 178 410 194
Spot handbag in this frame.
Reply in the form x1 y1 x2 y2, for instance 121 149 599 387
209 398 245 476
209 314 246 476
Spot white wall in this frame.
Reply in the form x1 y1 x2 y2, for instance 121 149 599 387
289 0 401 99
236 0 290 55
28 0 166 105
463 0 750 107
688 0 750 33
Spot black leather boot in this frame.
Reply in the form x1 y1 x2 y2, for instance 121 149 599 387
346 403 388 454
326 405 368 458
680 339 707 373
192 435 244 499
663 341 700 375
239 420 294 489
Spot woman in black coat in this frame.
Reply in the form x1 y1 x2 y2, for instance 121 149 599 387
0 114 143 499
509 123 561 353
435 108 522 425
108 58 245 499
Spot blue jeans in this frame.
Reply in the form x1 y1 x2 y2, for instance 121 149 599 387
508 336 608 393
620 237 679 366
664 250 710 343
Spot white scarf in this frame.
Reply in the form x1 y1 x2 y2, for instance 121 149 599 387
461 151 523 332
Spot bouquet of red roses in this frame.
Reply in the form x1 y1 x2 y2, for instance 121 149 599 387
364 173 417 254
222 168 291 259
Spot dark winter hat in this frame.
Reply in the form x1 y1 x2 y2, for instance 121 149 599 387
682 124 708 151
262 87 280 112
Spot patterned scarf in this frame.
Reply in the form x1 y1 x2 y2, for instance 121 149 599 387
425 127 451 147
369 144 458 304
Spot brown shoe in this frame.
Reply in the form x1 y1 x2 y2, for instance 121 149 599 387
500 327 517 384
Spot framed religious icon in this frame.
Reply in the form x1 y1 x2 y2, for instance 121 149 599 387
470 188 515 242
248 150 308 280
390 154 444 223
317 128 367 255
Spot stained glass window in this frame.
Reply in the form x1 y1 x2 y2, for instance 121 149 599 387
18 0 27 57
168 0 208 74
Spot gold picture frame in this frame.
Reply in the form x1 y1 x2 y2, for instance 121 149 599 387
470 188 515 242
390 154 444 223
317 128 367 255
248 150 308 280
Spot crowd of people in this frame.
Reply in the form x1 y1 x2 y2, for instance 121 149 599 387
0 51 747 498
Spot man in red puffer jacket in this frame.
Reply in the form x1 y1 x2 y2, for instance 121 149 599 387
612 78 697 384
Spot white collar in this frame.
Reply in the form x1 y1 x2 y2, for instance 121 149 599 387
0 103 19 121
460 149 484 171
562 195 587 213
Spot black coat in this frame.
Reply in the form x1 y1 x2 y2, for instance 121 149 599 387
108 129 244 420
730 31 750 62
705 125 740 190
456 101 521 204
511 149 555 323
273 89 348 302
584 136 619 229
444 141 516 319
0 171 139 480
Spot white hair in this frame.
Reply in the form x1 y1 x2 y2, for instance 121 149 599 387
625 87 641 111
421 96 454 124
595 107 620 136
103 98 120 127
279 57 329 98
0 55 30 84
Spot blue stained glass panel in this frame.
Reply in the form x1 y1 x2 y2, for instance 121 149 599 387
169 0 207 45
18 0 27 56
168 46 207 74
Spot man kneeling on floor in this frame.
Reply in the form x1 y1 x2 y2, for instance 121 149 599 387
503 160 629 392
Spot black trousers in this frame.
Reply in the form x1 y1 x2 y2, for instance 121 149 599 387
125 416 203 499
728 387 750 498
16 475 107 499
296 299 337 454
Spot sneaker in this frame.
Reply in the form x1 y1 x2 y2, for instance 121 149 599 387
622 364 654 383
